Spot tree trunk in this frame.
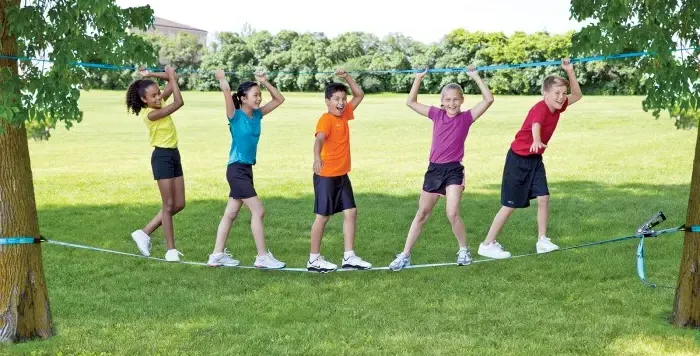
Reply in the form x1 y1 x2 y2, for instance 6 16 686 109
0 0 54 343
672 127 700 327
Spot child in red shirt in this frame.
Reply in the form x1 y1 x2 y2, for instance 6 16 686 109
478 58 583 259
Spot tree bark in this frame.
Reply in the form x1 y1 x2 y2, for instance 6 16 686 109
0 0 54 343
672 126 700 327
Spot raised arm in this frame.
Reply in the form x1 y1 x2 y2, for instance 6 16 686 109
215 69 235 118
561 58 582 105
146 65 184 121
139 68 177 102
336 68 364 109
465 65 494 121
256 71 285 115
405 69 431 117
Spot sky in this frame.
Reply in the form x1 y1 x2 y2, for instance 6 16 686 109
114 0 586 45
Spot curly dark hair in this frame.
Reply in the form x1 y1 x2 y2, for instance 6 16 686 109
125 79 157 115
232 81 259 109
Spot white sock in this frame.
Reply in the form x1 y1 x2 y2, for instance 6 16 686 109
459 247 468 252
309 253 320 262
343 250 355 259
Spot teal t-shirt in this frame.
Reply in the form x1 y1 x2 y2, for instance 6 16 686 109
228 109 263 165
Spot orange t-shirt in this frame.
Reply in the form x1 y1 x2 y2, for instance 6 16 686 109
315 102 354 177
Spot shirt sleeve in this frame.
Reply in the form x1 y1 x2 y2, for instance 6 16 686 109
530 103 548 125
315 115 331 138
428 106 441 121
342 102 355 121
463 110 474 125
253 108 263 121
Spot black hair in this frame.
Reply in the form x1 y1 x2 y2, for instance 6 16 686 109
324 81 348 100
232 81 259 109
125 79 157 115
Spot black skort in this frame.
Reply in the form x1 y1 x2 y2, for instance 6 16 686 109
227 163 257 199
151 147 183 180
423 162 465 195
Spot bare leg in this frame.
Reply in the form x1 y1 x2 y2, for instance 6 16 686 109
402 191 440 255
342 208 357 252
243 196 267 256
483 206 516 245
310 214 330 255
213 198 243 253
445 185 467 249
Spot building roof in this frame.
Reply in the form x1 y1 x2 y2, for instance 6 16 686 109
153 16 207 33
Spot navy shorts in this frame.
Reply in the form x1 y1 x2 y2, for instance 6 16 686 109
151 147 183 180
501 149 549 208
423 162 465 195
313 174 356 216
227 163 257 199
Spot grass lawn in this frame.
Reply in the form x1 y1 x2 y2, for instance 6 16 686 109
3 90 700 355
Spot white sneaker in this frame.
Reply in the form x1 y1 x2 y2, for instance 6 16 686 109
307 256 337 273
457 248 473 265
207 249 240 267
254 251 286 269
341 255 372 269
131 230 151 257
536 236 559 254
478 241 511 259
389 253 410 271
165 249 183 262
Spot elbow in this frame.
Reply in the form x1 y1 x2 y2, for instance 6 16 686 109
486 96 495 104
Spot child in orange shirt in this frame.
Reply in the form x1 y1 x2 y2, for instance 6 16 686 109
307 69 372 272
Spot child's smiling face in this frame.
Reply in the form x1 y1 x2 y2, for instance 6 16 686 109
140 84 162 109
326 91 348 116
440 88 464 117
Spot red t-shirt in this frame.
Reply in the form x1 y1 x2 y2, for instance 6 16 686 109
510 98 568 156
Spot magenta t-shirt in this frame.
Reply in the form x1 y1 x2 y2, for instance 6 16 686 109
427 106 474 164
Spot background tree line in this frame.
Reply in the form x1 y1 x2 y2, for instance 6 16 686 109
83 28 644 95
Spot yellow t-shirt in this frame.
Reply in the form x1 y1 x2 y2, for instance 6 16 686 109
139 100 178 148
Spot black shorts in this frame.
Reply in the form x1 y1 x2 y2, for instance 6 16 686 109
501 149 549 208
151 147 183 180
423 162 465 195
227 163 257 199
313 174 356 216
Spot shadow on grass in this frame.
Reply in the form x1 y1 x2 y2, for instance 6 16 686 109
11 181 695 355
37 180 690 268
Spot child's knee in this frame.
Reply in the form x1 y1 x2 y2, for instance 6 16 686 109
446 209 460 223
173 201 185 214
416 209 431 222
224 209 239 221
343 208 357 220
162 201 176 214
253 206 265 219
